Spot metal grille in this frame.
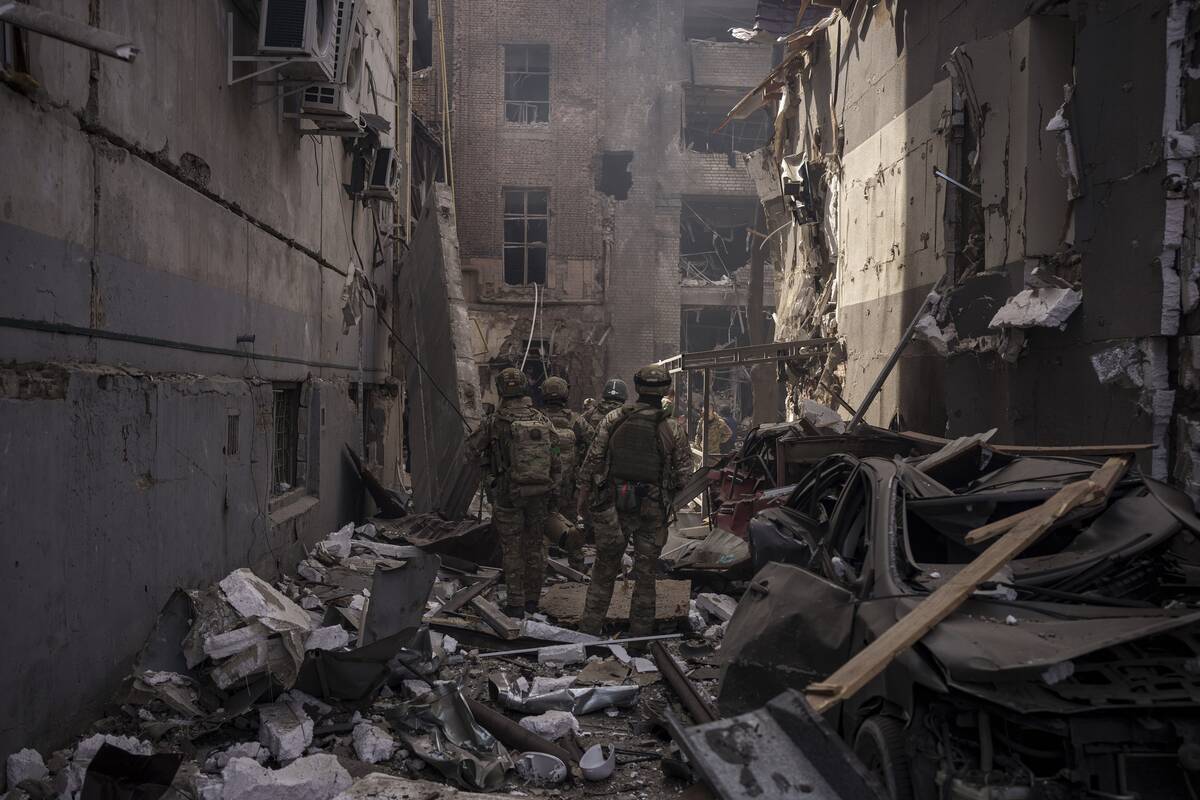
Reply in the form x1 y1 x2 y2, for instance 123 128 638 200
272 387 298 493
262 0 309 49
226 414 240 456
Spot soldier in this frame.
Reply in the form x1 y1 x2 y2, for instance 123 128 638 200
467 368 561 618
583 378 628 429
574 364 692 636
540 376 591 571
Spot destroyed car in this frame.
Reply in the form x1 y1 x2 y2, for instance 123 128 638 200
719 448 1200 799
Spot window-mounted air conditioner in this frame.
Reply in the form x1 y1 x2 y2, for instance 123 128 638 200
362 147 398 201
258 0 336 81
300 0 365 122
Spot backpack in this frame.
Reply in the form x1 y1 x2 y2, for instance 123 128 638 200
546 409 578 488
608 407 670 484
501 410 555 492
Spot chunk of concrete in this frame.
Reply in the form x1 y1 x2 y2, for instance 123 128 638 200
351 723 397 765
518 710 581 741
219 568 313 633
7 748 48 788
221 754 351 800
988 288 1082 331
257 702 314 762
537 643 587 667
331 773 499 800
304 625 351 652
696 592 737 623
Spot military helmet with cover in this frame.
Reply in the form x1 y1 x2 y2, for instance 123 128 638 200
495 367 528 398
633 364 672 397
542 376 569 404
601 378 628 403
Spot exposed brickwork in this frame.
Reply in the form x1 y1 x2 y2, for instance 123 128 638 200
689 41 774 89
440 0 762 393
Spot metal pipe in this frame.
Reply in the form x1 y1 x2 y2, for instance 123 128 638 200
650 642 718 724
467 697 581 763
847 276 946 430
475 632 682 659
0 2 138 61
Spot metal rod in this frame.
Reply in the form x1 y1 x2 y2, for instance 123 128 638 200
847 276 947 430
933 168 982 199
651 642 718 724
474 633 682 659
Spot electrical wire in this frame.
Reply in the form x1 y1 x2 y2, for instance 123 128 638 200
520 282 539 373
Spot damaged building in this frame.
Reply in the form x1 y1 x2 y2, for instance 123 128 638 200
739 0 1200 492
0 0 417 762
416 0 781 410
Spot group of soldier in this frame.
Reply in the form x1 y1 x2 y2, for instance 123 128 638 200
466 363 693 637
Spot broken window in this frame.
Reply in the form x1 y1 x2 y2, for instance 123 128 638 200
503 188 549 285
679 198 757 282
271 385 300 495
504 44 550 124
684 88 770 155
597 151 634 200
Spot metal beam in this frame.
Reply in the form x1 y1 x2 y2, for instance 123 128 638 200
656 338 835 374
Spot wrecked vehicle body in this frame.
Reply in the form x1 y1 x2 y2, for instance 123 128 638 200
719 450 1200 799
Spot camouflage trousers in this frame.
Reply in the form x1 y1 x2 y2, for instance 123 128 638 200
579 498 668 636
493 493 550 611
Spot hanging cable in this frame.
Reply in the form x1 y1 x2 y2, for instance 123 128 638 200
520 282 539 373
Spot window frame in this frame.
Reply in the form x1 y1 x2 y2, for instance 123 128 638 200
271 384 301 495
502 187 549 286
503 43 550 124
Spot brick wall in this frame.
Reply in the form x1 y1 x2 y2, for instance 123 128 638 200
689 41 773 89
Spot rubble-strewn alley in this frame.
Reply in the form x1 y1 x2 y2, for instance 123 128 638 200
7 1 1200 799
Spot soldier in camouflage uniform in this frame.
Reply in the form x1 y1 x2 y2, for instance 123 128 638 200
574 365 692 636
467 368 561 617
540 376 591 571
583 378 628 431
579 378 628 541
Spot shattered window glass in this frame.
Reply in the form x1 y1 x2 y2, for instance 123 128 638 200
504 44 550 123
503 188 548 286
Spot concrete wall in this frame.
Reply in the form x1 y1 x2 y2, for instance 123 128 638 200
0 0 406 759
759 0 1188 484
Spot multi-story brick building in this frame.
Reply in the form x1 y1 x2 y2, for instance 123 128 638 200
424 0 779 411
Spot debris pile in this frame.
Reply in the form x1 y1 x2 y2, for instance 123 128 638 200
4 514 739 800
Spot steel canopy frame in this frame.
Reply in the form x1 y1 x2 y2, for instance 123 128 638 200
656 338 835 504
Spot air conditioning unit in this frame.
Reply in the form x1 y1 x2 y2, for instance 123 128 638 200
300 1 365 124
362 147 398 201
258 0 336 81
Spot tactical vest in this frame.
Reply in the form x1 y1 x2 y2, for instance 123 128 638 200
497 408 554 492
608 407 670 484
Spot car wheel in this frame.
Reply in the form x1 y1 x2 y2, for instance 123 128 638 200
854 716 915 800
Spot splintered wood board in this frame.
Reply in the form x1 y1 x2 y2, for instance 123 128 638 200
540 579 692 624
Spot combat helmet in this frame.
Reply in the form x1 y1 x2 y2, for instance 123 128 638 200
495 367 528 398
542 376 569 404
601 378 628 403
633 364 672 396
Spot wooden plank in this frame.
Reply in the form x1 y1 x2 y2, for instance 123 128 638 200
547 558 589 583
432 574 499 616
805 456 1130 714
962 506 1037 545
469 595 521 640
